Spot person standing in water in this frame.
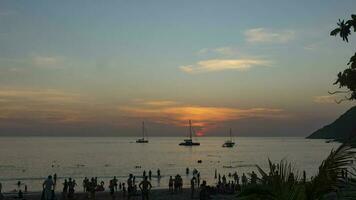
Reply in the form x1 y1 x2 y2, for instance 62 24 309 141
53 173 57 187
42 175 54 200
148 170 152 180
157 169 161 178
139 176 152 200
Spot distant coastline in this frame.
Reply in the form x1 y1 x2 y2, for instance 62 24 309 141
307 106 356 140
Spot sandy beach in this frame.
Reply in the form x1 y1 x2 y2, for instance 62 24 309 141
2 189 236 200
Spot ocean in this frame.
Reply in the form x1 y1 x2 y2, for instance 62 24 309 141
0 137 339 192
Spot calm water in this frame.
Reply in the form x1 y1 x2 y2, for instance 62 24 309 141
0 137 339 192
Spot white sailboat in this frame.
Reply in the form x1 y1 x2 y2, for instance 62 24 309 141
222 128 235 148
179 120 200 146
136 121 148 143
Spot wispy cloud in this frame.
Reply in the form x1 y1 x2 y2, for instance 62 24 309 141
313 95 336 104
197 47 239 56
119 99 287 135
0 88 96 124
180 59 270 74
245 28 295 43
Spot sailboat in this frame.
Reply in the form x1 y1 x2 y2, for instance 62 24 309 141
136 121 149 143
179 120 200 146
222 128 235 148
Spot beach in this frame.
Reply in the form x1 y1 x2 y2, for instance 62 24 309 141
2 189 236 200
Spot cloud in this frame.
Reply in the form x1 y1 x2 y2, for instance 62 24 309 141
180 59 270 74
119 99 287 135
313 95 336 104
0 88 96 124
197 47 239 56
245 28 295 43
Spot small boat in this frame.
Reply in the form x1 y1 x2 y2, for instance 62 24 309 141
136 121 149 143
179 120 200 146
222 128 235 148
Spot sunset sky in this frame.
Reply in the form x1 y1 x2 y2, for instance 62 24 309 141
0 0 355 136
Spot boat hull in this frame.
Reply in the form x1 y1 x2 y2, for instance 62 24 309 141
136 140 149 143
222 142 235 148
179 142 200 146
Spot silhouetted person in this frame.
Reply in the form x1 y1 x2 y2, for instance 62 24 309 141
250 171 257 185
199 181 208 200
139 176 152 200
109 180 115 200
53 173 57 188
222 175 227 185
62 179 68 193
89 178 96 199
168 176 173 193
0 182 3 200
113 176 118 191
157 169 161 178
190 177 196 198
197 173 200 187
67 178 76 199
127 174 134 199
18 190 23 199
233 172 239 184
83 177 88 192
214 169 217 179
186 168 189 175
288 172 295 184
242 173 247 186
148 170 152 180
43 175 54 200
143 171 146 178
122 183 126 197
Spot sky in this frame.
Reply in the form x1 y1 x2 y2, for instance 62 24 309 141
0 0 355 137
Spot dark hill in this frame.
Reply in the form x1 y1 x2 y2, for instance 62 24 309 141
307 106 356 140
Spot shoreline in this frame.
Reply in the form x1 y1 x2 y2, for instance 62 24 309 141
2 188 236 200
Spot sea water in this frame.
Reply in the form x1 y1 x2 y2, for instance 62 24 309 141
0 137 339 192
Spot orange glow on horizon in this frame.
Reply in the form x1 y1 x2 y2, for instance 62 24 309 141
119 100 287 135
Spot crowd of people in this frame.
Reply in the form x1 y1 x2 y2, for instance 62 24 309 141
0 167 269 200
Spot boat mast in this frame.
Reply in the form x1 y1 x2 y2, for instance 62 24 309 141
189 120 192 139
230 128 232 140
142 121 145 139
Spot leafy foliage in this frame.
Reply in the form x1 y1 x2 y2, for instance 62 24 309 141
238 139 356 200
330 14 356 102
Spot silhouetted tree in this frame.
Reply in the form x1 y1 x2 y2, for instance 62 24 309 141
330 14 356 103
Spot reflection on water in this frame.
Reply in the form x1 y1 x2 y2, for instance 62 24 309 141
0 137 339 192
